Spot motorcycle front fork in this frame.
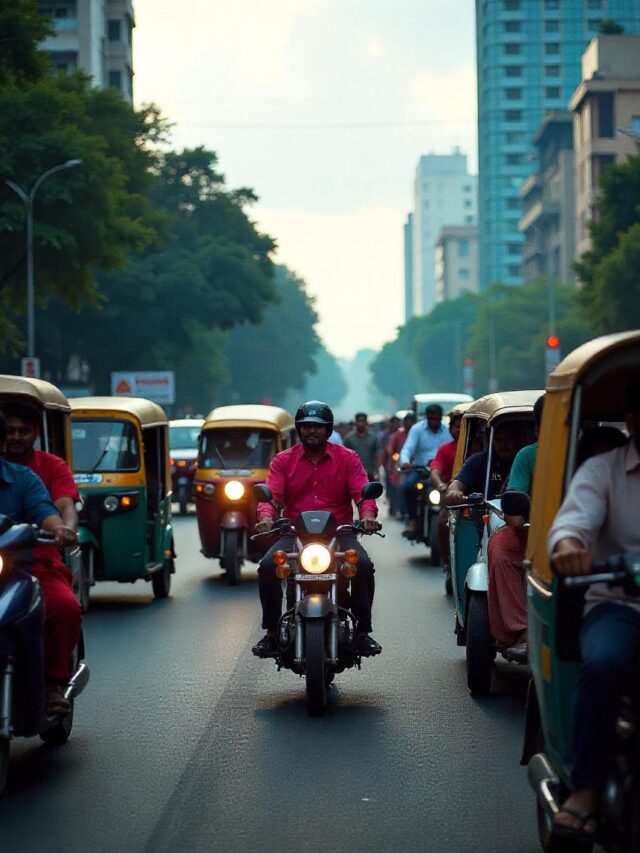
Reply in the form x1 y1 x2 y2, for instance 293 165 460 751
292 582 339 665
0 659 14 739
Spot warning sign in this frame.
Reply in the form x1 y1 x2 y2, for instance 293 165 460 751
110 371 175 405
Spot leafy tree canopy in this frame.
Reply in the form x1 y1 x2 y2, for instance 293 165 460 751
0 0 52 85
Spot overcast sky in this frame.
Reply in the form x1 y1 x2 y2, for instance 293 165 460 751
134 0 477 358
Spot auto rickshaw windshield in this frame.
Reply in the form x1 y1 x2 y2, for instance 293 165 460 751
169 425 201 450
72 418 140 472
200 428 277 469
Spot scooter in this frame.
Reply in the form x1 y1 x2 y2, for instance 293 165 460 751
0 515 89 795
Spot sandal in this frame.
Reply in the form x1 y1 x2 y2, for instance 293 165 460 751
552 806 598 842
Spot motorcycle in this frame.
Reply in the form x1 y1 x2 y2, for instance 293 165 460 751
252 482 384 716
407 464 443 566
0 515 89 795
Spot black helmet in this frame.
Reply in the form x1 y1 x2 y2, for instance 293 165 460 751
295 400 334 435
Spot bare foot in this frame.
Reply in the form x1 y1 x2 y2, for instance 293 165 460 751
553 789 599 834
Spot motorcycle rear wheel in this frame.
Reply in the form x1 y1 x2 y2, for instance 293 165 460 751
305 620 327 716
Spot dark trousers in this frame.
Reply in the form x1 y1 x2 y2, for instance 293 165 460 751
257 534 375 633
572 602 640 789
403 471 422 520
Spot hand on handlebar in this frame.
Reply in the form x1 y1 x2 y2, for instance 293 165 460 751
399 462 411 472
445 489 466 506
255 518 274 534
53 525 77 548
552 538 592 576
360 515 380 533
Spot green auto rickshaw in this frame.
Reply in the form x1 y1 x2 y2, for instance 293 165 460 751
69 397 175 608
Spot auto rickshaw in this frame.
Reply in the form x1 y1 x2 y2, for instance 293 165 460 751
195 404 296 585
69 397 175 608
447 390 540 693
412 392 473 423
517 331 640 853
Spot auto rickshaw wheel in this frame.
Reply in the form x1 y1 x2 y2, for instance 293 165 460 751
224 531 242 586
466 592 492 694
536 801 594 853
152 558 172 599
0 737 8 795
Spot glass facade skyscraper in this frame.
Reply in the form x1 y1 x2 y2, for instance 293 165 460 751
476 0 640 289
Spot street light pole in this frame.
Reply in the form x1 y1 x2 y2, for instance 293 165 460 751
4 159 82 360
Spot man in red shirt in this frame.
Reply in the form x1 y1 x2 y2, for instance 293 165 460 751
429 409 463 565
252 401 381 658
2 403 82 714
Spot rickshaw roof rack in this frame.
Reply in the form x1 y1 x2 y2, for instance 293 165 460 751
464 390 544 422
203 404 295 431
69 396 168 428
0 375 71 412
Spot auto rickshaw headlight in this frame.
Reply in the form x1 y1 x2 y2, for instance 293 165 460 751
429 489 441 505
103 495 119 513
300 544 332 574
203 483 215 496
224 480 245 501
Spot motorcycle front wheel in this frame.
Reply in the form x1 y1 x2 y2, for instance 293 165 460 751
305 620 327 716
0 737 8 795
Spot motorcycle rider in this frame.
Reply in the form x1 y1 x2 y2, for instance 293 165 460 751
252 401 382 658
399 404 449 538
429 408 464 563
0 409 79 714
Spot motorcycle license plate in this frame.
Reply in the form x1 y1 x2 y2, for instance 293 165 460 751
295 573 337 581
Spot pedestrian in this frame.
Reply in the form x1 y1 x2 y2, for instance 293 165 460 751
344 412 382 481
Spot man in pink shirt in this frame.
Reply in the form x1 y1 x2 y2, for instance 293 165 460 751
252 401 381 658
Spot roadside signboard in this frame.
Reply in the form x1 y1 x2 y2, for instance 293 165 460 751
110 371 176 405
20 357 41 379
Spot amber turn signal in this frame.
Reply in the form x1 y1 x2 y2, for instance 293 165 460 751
275 564 291 579
273 550 288 566
343 549 359 564
482 514 490 525
342 563 358 579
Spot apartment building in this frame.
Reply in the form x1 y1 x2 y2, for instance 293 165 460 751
39 0 135 102
476 0 640 289
411 151 477 316
570 34 640 257
434 226 480 302
404 213 414 322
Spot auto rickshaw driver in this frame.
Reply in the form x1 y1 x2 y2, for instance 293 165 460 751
547 376 640 842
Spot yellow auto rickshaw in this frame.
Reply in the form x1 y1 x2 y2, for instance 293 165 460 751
69 397 174 608
195 404 296 585
514 331 640 852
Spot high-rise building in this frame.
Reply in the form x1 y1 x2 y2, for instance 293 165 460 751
411 151 477 316
404 213 414 322
570 33 640 257
39 1 135 103
434 226 480 301
476 0 640 290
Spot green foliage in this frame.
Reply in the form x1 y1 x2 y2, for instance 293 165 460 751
369 318 426 406
412 294 479 391
599 19 625 34
0 0 53 85
575 148 640 332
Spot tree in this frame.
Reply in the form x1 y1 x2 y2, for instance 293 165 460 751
599 19 625 34
370 318 426 406
584 223 640 333
0 0 53 85
411 294 479 391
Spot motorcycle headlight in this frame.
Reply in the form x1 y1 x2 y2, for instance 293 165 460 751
0 555 4 576
429 489 441 505
224 480 245 501
300 544 332 574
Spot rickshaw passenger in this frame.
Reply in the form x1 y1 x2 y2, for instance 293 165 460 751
548 378 640 840
0 410 80 715
445 422 522 505
486 395 545 651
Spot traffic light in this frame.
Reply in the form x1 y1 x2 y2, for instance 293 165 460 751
546 335 560 349
545 335 561 375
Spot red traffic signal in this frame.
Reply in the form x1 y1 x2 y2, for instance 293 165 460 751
546 335 560 349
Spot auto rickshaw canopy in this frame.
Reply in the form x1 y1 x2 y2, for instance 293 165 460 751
203 404 295 433
0 375 71 412
69 396 168 428
462 390 544 424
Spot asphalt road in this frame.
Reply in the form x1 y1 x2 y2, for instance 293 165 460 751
1 508 541 853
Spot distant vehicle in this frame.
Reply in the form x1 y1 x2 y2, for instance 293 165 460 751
169 418 204 515
412 393 473 424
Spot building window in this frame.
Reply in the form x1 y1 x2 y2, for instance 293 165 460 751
48 49 77 71
505 132 523 144
545 86 561 99
544 0 559 8
108 70 122 90
587 0 601 7
545 64 560 77
458 241 470 257
505 43 522 55
587 18 602 31
464 199 473 209
508 264 521 277
504 0 520 9
632 115 640 133
545 42 560 55
507 243 521 255
108 19 121 41
465 215 475 223
507 197 520 208
592 154 616 188
545 20 560 32
505 109 522 121
506 154 521 166
504 65 522 77
459 268 470 279
464 184 472 192
504 21 521 32
505 87 522 99
597 92 614 138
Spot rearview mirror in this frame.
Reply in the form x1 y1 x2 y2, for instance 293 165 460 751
360 481 383 501
501 490 530 517
253 483 273 503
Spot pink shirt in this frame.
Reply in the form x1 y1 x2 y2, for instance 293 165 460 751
431 439 457 484
257 442 378 526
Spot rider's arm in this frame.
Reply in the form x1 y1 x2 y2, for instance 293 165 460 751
257 453 286 521
445 478 467 505
21 470 74 547
431 467 446 491
399 422 419 467
55 496 79 533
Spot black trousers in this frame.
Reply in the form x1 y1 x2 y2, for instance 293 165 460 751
257 533 375 633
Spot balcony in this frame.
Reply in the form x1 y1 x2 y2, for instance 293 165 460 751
519 197 559 232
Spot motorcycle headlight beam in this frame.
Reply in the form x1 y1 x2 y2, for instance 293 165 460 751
224 480 245 501
429 489 441 505
300 544 332 574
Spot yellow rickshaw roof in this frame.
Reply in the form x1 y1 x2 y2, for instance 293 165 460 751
0 375 71 412
69 396 168 427
447 401 473 417
463 390 544 423
203 404 295 431
547 330 640 392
